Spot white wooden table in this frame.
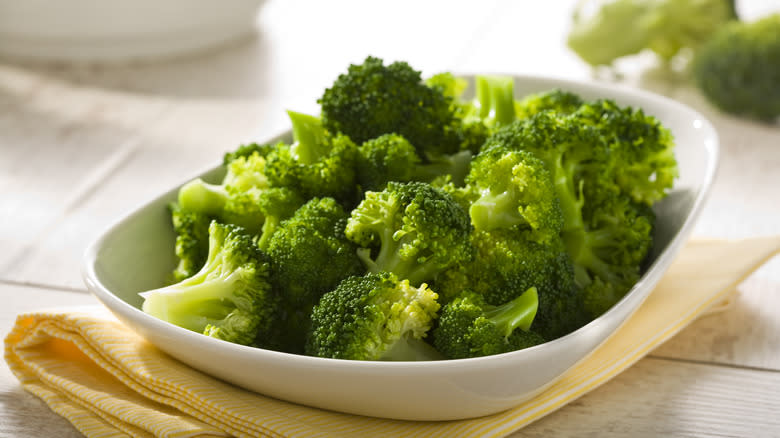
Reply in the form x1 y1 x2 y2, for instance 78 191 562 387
2 1 780 436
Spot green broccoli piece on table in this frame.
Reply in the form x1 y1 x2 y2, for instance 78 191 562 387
433 287 544 359
345 181 472 287
305 272 442 361
140 221 277 346
566 0 737 66
692 13 780 121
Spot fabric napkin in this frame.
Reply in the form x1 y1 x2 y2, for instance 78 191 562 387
5 237 780 438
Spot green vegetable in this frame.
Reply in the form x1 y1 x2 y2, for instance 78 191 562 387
319 56 461 157
692 13 780 120
177 150 269 233
141 221 277 346
433 288 545 359
567 0 737 66
345 181 472 287
305 272 441 361
168 202 212 283
266 197 365 352
264 111 358 206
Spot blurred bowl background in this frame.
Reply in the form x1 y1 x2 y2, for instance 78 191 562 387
0 0 264 63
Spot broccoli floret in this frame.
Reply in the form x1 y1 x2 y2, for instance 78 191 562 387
571 196 656 317
515 89 584 119
266 197 365 352
485 105 673 318
253 187 305 251
567 0 737 66
466 145 563 243
168 203 212 283
140 221 277 346
222 142 275 165
305 272 442 361
319 56 462 157
435 229 586 340
692 13 780 121
345 181 472 286
178 151 270 232
264 111 358 206
356 134 422 192
433 288 544 359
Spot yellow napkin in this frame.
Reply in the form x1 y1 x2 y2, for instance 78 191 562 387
5 237 780 438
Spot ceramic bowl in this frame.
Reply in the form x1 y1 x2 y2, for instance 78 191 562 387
0 0 263 62
83 74 719 421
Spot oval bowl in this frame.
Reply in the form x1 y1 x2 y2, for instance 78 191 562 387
83 74 719 421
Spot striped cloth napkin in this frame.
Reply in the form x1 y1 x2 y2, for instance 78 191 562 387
5 237 780 438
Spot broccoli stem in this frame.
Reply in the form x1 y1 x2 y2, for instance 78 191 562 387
178 178 228 216
287 110 327 165
476 76 516 126
483 287 539 337
552 156 585 233
140 268 247 333
414 150 473 186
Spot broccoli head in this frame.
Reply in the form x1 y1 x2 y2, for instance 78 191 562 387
319 56 462 156
356 134 422 192
692 13 780 121
435 228 586 340
140 221 277 346
433 287 544 359
177 150 269 233
515 89 584 119
264 111 358 206
345 181 472 286
265 197 365 352
466 145 563 243
305 272 441 361
168 202 212 283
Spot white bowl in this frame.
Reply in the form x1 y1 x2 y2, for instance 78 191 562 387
0 0 263 62
82 74 719 421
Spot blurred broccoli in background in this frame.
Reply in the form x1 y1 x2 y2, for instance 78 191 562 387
567 0 737 67
567 0 780 122
692 13 780 121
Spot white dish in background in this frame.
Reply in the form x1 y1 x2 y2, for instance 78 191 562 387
82 75 719 421
0 0 263 63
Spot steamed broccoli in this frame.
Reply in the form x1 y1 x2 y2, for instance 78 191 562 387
485 104 674 317
140 221 277 346
305 272 442 361
345 181 472 286
253 187 305 251
692 13 780 121
168 203 212 283
356 134 421 192
177 150 269 232
435 229 586 340
319 56 462 157
264 111 358 205
465 145 563 243
433 287 544 359
567 0 737 66
515 89 584 120
266 197 365 352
